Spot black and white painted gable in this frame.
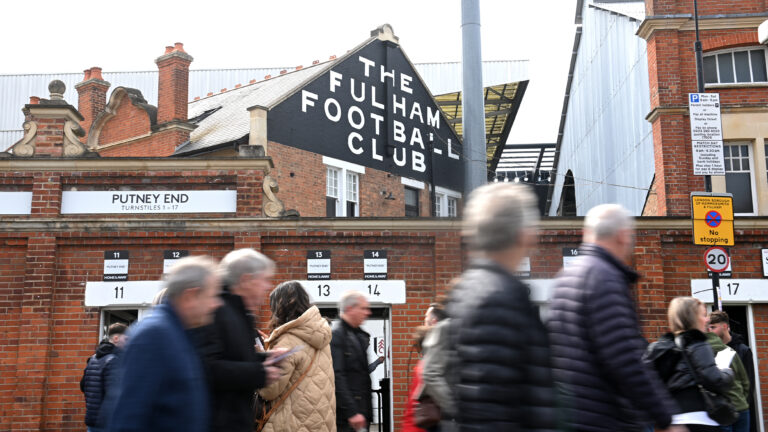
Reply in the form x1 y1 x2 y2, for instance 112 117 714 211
267 25 464 191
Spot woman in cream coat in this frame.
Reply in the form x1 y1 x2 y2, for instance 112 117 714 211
259 281 336 432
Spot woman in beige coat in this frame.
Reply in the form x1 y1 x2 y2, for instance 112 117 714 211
259 281 336 432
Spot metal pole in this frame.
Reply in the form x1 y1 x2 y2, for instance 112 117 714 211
712 271 721 311
693 0 712 193
461 0 487 194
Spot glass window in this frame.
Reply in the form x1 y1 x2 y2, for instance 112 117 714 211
346 173 358 203
704 48 768 85
405 187 419 217
326 168 339 198
434 193 443 216
447 197 458 217
724 142 754 214
326 166 360 217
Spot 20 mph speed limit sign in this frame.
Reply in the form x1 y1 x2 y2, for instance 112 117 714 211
704 247 730 273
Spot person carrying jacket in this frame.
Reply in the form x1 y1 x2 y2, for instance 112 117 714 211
547 204 681 432
644 297 735 431
258 281 335 432
80 323 127 432
705 331 750 432
196 248 282 432
441 183 560 432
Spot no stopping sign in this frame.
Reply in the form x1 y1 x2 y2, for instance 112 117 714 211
704 247 730 273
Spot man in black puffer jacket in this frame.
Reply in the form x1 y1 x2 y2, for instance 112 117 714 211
80 323 127 432
444 183 560 432
547 204 681 432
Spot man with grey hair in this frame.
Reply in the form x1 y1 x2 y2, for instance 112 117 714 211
198 248 282 432
109 256 222 432
435 183 560 431
547 204 682 432
331 291 383 432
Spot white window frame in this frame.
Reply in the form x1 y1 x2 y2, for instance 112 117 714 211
724 141 758 216
323 157 364 217
704 47 768 87
433 186 461 217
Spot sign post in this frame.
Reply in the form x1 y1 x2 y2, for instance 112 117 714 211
688 93 725 177
691 193 734 311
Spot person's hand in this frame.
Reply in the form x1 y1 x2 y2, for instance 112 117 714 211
258 329 269 340
348 413 366 430
658 426 688 432
264 365 281 385
263 347 289 366
378 355 385 362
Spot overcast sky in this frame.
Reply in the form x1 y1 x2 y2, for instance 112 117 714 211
1 0 577 143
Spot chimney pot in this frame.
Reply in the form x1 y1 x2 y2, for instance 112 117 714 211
90 67 103 80
164 46 174 54
265 75 271 79
235 83 242 88
174 42 185 52
194 96 200 101
83 69 92 80
280 70 287 75
29 96 40 105
249 79 257 84
207 92 213 96
312 60 320 65
329 55 336 60
220 88 227 93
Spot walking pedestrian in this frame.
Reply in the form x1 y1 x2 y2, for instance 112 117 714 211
80 323 127 432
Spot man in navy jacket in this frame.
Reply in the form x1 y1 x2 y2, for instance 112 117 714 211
108 256 222 432
547 204 682 432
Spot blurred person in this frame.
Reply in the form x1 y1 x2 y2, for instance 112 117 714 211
198 248 282 432
708 312 750 432
709 311 755 419
108 256 222 432
401 303 446 432
331 291 382 432
547 204 682 432
644 297 735 431
440 183 559 431
257 281 335 432
80 322 127 432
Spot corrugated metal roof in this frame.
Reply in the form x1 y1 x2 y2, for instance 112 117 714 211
591 1 645 21
0 61 527 151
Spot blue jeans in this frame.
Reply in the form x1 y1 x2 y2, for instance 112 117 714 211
720 409 749 432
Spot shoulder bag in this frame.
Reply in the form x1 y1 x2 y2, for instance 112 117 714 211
255 349 319 432
675 336 738 426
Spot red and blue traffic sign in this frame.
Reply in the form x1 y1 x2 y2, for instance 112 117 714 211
705 211 722 228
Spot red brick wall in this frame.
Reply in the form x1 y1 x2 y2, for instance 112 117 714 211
647 0 768 16
0 240 27 431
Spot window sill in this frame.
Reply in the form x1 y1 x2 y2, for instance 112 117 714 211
705 82 768 89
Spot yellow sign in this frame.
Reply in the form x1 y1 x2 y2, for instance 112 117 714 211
692 196 734 220
691 193 734 246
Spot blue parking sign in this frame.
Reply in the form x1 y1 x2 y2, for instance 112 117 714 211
690 93 700 103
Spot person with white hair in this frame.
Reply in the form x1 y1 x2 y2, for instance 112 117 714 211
331 290 383 432
436 182 560 431
197 248 282 432
547 204 684 432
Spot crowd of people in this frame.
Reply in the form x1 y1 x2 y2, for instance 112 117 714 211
80 182 757 432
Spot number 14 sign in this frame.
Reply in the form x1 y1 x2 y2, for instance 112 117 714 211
297 280 405 304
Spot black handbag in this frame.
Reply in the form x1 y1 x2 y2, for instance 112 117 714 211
413 395 441 428
675 336 738 426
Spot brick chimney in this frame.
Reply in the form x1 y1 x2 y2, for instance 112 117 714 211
75 66 110 140
155 42 193 124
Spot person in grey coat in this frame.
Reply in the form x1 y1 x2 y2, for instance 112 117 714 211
547 204 683 432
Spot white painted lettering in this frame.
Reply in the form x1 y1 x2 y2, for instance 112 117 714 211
359 56 375 77
427 106 440 129
324 98 341 122
393 94 406 117
301 90 318 113
410 128 425 150
393 147 407 167
348 106 365 130
400 73 413 94
371 86 385 110
329 71 343 93
371 138 383 161
447 138 460 160
348 132 364 155
370 113 384 135
393 120 406 143
380 65 395 85
409 102 423 123
412 151 426 172
350 78 365 102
